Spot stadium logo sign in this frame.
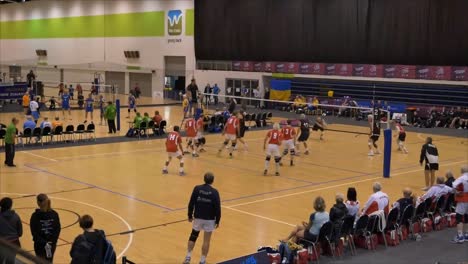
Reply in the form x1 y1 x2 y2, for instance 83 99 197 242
167 10 183 36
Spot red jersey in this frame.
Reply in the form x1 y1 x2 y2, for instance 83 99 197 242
281 126 296 140
166 131 182 152
225 116 239 135
267 130 283 145
196 118 204 132
395 123 405 134
185 118 197 137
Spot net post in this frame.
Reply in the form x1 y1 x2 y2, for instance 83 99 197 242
383 128 392 178
116 99 121 131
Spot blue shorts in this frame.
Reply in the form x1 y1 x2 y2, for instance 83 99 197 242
86 107 93 113
129 104 135 109
62 104 70 110
32 111 39 120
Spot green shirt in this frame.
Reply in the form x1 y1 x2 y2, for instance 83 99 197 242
134 116 143 128
5 123 16 144
142 116 151 124
104 105 116 120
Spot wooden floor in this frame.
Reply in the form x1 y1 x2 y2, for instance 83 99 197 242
0 106 467 263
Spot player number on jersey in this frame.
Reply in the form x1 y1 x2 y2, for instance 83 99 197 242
169 134 176 141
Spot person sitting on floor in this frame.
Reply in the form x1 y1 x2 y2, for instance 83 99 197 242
345 187 360 217
361 182 389 216
281 196 329 243
418 176 454 204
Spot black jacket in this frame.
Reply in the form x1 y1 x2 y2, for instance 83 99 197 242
329 203 348 222
70 230 107 264
419 143 439 164
30 209 61 245
188 184 221 224
0 210 23 242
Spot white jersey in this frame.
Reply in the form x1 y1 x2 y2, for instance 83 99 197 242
420 184 453 201
362 191 389 214
29 101 39 112
345 200 360 216
453 173 468 203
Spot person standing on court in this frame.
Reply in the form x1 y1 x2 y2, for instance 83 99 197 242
105 101 117 134
186 79 199 116
419 137 439 191
212 84 220 105
29 97 40 124
184 172 221 264
30 194 61 262
4 118 18 167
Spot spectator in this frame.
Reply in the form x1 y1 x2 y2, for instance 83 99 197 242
40 117 52 129
330 193 348 222
253 87 261 108
69 85 75 100
291 95 306 112
451 165 468 243
104 101 117 134
345 187 360 217
419 176 453 203
142 112 151 124
361 182 389 215
0 197 23 247
98 95 105 126
29 97 40 123
204 83 211 105
27 70 36 88
446 171 456 187
30 194 61 262
48 96 57 110
52 117 63 130
134 83 141 98
70 214 114 263
263 87 270 109
420 137 439 191
23 116 36 130
281 196 329 243
4 118 19 167
393 188 416 212
152 111 163 126
186 79 199 115
212 84 220 105
22 92 30 114
133 112 143 129
184 172 221 264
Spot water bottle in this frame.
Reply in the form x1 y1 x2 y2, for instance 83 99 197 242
45 242 52 258
415 234 422 242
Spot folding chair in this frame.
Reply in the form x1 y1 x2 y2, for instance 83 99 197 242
53 126 64 143
138 122 148 139
0 129 6 147
20 128 33 147
147 120 155 136
158 120 167 135
41 127 52 145
63 125 75 142
397 205 414 241
340 215 357 255
366 214 382 250
75 124 85 141
85 123 96 141
32 127 42 145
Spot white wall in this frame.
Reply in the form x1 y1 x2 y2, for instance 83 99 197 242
0 0 195 94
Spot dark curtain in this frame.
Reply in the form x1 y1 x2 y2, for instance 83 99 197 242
194 0 468 66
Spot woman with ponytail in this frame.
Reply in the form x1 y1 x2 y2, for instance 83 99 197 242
30 194 61 262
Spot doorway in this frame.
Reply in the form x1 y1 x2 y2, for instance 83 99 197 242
164 56 186 100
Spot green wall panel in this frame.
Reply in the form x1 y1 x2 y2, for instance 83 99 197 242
185 9 194 36
0 11 165 39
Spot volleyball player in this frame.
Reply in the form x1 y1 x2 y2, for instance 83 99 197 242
296 114 310 155
264 123 283 176
312 116 327 140
394 119 408 153
196 115 206 152
218 111 240 158
163 126 185 176
84 93 94 123
60 90 72 120
185 116 199 157
127 93 137 118
98 95 105 125
235 112 248 151
368 114 381 156
280 120 296 166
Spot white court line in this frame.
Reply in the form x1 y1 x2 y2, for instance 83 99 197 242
2 192 133 259
223 206 295 227
228 160 466 208
22 151 58 162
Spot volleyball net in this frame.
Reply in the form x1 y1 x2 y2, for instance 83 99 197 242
33 80 119 103
199 92 393 177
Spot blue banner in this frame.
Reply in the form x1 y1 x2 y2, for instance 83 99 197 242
218 251 269 264
0 82 28 100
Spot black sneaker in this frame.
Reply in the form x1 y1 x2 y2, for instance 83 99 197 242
275 172 280 176
290 160 294 166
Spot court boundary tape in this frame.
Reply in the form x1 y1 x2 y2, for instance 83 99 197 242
1 192 134 259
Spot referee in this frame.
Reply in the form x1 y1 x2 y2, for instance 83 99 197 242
419 137 439 191
184 172 221 264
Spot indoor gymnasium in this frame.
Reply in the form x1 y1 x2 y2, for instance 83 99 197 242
0 0 467 264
